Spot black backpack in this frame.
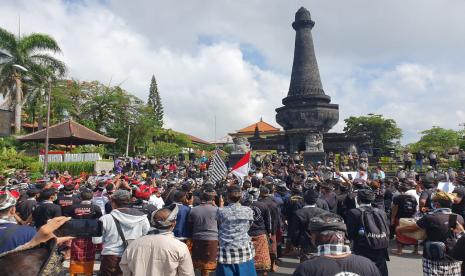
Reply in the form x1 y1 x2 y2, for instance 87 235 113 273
359 206 390 250
401 195 417 217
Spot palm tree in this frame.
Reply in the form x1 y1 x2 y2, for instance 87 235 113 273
0 27 66 134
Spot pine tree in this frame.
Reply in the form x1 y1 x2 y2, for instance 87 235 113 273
147 75 164 127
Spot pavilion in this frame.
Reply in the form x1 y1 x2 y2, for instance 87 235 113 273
17 119 116 146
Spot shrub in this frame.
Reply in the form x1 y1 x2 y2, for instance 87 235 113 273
0 147 40 173
46 162 95 175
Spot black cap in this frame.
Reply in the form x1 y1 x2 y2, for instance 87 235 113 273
304 189 319 205
308 212 347 233
227 185 241 194
39 188 57 200
357 189 375 202
259 186 270 195
26 188 40 197
63 184 74 194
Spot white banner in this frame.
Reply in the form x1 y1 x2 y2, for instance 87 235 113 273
334 171 357 182
437 182 455 193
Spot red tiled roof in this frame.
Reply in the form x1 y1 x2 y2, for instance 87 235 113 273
237 119 281 134
186 134 211 145
174 131 211 145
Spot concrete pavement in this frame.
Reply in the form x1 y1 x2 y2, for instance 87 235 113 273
268 246 423 276
63 245 424 276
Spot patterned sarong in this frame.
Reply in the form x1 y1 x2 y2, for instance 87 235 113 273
251 234 271 271
69 238 95 276
395 218 418 245
192 239 218 272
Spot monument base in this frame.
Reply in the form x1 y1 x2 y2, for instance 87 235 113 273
228 153 246 168
303 152 326 165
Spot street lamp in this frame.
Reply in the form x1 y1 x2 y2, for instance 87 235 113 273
13 64 52 175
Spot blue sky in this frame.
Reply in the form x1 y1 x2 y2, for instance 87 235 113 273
2 0 465 144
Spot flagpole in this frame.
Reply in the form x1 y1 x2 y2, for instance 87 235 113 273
214 114 217 145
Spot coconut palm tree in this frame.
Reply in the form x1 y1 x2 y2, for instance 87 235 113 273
0 27 66 134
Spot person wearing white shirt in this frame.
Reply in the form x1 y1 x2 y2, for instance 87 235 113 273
148 189 165 209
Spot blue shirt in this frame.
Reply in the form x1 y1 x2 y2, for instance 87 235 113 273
173 203 191 238
0 221 36 254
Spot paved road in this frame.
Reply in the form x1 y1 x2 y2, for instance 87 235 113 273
268 252 422 276
268 243 423 276
65 244 423 276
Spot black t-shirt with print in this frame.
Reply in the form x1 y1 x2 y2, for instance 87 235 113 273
56 194 81 215
292 254 382 276
69 202 102 219
393 194 418 218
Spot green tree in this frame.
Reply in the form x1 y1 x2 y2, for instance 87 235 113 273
147 141 181 157
409 126 464 154
49 80 163 155
343 114 402 152
147 75 164 127
130 105 159 154
152 129 192 147
0 27 66 133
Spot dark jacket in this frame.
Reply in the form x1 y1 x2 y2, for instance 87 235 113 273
346 206 389 260
289 206 327 250
248 200 271 237
259 195 281 234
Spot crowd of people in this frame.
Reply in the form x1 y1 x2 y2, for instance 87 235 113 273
0 152 465 276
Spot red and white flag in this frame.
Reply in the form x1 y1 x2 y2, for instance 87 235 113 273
231 151 251 180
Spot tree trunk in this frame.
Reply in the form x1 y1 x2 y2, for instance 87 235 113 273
14 75 22 134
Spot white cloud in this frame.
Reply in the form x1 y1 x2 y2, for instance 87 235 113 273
1 0 465 144
329 63 465 143
0 0 288 142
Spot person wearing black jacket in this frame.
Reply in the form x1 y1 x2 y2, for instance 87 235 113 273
347 189 389 276
284 184 304 222
32 188 62 229
244 187 272 274
319 181 337 213
452 187 465 220
68 190 102 219
56 184 81 216
289 188 328 262
15 189 39 223
293 212 381 276
68 190 102 275
259 186 281 272
449 223 465 276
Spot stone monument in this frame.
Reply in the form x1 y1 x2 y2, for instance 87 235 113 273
228 136 250 168
275 7 339 164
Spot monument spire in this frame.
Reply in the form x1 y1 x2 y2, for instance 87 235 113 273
284 7 330 105
276 7 339 162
